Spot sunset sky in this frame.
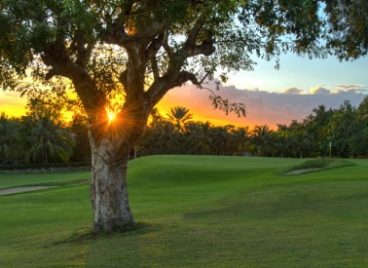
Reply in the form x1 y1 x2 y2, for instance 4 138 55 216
1 53 367 128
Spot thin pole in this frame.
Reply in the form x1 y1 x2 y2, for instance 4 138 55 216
329 112 332 159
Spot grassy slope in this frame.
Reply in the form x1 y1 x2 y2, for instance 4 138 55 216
0 170 90 189
0 156 367 267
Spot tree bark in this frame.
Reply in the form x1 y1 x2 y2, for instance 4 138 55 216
89 135 135 232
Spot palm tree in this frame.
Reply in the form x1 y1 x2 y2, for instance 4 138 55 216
167 106 193 132
209 126 232 155
26 117 75 164
0 114 20 164
252 125 273 156
229 126 249 155
186 121 212 154
149 107 163 127
358 96 368 120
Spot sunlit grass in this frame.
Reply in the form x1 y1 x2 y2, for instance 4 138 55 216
1 156 368 267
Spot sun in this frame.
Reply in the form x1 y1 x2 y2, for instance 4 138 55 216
106 109 116 124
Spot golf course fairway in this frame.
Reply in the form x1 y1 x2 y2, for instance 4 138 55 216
0 156 367 267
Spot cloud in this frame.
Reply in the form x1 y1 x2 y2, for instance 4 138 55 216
309 86 331 95
284 87 302 95
334 84 366 93
308 84 367 95
158 83 367 129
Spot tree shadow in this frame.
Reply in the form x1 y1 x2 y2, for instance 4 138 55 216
53 222 161 245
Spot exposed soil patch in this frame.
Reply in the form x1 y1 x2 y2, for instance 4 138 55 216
284 159 353 176
0 186 56 196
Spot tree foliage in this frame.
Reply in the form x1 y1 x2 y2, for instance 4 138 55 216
1 0 367 127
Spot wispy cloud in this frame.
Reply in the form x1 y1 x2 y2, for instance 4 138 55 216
308 84 367 94
334 84 366 93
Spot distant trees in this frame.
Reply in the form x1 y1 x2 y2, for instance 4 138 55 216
69 114 90 162
303 106 332 157
354 97 368 156
0 114 21 164
2 98 368 167
140 100 368 159
24 92 75 164
358 97 368 120
25 117 74 164
274 100 368 158
0 115 74 166
0 94 75 166
251 125 274 157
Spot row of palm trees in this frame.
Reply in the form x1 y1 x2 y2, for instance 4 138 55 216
0 114 74 166
138 99 368 158
1 97 368 166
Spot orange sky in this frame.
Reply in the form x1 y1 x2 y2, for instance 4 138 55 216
0 86 252 127
161 84 367 128
0 91 26 117
157 86 250 127
1 84 366 129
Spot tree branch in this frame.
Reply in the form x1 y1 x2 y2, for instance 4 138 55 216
185 16 206 47
183 15 215 57
186 38 216 57
162 32 175 60
42 43 106 117
101 5 168 46
74 30 95 67
145 16 216 108
146 32 167 80
150 56 159 80
201 83 246 117
146 70 201 108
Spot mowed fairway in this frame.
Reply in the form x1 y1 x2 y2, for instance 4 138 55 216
1 156 368 267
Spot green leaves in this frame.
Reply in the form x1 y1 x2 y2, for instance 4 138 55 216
0 0 367 128
61 0 97 33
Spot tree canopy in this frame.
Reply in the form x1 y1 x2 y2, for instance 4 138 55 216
1 0 367 121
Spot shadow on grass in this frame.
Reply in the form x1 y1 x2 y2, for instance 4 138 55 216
53 222 161 245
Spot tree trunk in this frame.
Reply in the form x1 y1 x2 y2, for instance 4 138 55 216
89 135 135 232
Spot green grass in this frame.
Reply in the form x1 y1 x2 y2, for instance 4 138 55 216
1 155 368 267
0 169 90 189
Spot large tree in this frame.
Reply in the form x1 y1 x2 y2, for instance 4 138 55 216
1 0 367 232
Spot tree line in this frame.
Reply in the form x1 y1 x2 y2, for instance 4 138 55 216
139 99 368 158
1 97 368 167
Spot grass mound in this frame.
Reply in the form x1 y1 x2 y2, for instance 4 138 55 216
285 158 353 175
